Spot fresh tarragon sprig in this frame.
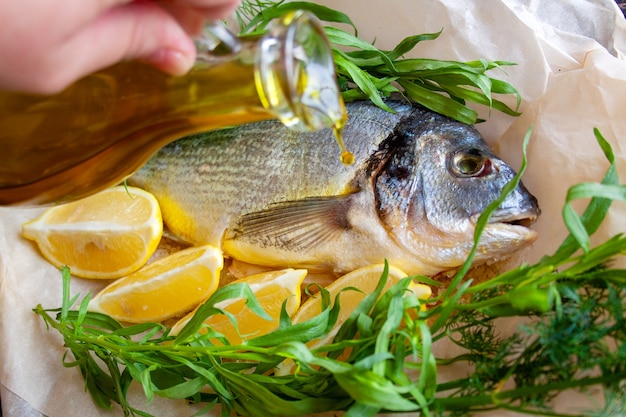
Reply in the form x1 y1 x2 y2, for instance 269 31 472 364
235 0 521 124
34 129 626 417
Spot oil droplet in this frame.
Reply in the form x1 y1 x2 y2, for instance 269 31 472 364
340 150 355 165
333 113 354 166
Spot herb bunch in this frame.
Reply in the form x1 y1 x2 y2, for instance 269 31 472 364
235 0 521 124
35 129 626 417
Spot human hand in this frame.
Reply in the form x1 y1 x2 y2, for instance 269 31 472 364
0 0 240 94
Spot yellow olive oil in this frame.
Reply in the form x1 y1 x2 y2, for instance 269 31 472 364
0 58 270 205
333 116 354 166
0 11 346 205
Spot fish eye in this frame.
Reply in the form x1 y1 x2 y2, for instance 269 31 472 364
448 149 492 178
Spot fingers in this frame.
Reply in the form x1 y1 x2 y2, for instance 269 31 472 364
81 0 241 72
157 0 240 19
45 1 199 92
157 2 209 37
0 0 241 94
189 2 241 20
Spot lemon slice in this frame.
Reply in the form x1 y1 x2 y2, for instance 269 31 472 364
276 264 431 374
22 186 163 279
171 268 307 344
293 264 431 338
88 245 223 323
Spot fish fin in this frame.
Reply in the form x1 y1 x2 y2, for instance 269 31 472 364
226 195 354 252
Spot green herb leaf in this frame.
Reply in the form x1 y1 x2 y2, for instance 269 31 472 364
236 1 521 123
559 128 621 254
237 1 356 34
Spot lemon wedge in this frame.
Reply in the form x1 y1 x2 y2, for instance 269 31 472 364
22 186 162 279
172 268 307 344
276 264 431 374
88 245 223 323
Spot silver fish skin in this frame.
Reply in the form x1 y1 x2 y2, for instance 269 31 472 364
129 98 539 276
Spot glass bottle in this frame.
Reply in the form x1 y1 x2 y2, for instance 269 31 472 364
0 11 346 205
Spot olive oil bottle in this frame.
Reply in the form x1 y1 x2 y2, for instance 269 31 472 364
0 11 346 205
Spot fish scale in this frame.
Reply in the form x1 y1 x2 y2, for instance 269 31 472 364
130 98 539 276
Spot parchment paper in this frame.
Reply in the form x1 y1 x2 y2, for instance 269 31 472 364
2 1 625 416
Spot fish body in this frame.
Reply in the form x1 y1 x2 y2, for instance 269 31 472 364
129 99 539 276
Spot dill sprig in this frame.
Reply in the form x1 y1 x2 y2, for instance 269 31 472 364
34 129 626 416
235 0 520 124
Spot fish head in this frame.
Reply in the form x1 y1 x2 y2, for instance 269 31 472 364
372 109 540 273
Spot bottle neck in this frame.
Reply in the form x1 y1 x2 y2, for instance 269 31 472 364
195 11 346 133
255 11 346 133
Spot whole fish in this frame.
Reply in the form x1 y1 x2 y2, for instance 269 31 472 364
129 99 539 276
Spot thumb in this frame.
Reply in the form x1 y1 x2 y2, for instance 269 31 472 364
61 2 198 85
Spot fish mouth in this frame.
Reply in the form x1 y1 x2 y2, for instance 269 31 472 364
471 209 539 229
492 211 538 228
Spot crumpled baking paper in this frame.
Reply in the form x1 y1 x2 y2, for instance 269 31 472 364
1 1 625 416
